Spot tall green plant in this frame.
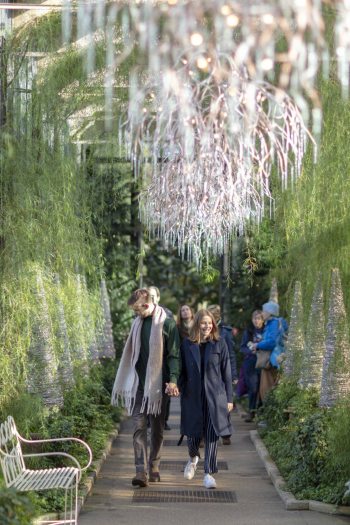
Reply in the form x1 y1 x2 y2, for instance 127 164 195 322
0 15 105 411
269 277 278 303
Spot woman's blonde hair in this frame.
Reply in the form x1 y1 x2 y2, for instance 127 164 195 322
189 309 220 343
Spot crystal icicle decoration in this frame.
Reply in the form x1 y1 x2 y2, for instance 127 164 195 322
61 2 317 265
319 269 350 408
74 274 90 375
283 281 305 379
27 271 63 407
299 275 325 390
99 279 116 360
134 78 313 266
59 0 350 262
54 274 75 389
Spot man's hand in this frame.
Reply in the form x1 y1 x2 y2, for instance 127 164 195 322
165 382 179 397
227 403 234 412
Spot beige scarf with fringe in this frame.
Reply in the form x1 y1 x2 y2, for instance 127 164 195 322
111 305 166 415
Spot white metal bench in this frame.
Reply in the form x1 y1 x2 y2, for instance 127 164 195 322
0 415 92 525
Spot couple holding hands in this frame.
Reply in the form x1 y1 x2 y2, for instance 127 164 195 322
111 288 233 490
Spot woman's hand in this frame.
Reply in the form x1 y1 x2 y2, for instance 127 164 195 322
250 343 257 353
227 403 234 412
165 382 179 397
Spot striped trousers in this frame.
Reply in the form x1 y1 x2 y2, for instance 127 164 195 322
187 393 219 474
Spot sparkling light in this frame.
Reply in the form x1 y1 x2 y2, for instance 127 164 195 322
190 32 204 46
226 14 239 27
196 56 209 69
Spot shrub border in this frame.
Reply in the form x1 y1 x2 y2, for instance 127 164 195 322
250 430 350 516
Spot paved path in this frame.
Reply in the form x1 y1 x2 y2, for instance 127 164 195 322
80 399 350 525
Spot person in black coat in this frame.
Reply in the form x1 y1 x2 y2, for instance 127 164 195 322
240 310 264 422
207 304 238 381
178 309 233 489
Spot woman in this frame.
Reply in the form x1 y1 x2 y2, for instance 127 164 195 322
240 310 264 422
179 309 233 489
176 304 194 341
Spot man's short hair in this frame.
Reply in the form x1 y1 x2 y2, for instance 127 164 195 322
207 304 221 317
127 288 151 306
148 286 160 299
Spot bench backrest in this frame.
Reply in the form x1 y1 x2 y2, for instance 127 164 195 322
0 416 25 487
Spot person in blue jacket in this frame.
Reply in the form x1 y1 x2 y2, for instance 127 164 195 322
179 309 233 489
250 301 287 402
240 310 264 422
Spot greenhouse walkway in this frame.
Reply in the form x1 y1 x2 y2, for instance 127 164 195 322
79 399 350 525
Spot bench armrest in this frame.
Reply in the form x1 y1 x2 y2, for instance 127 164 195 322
19 436 92 472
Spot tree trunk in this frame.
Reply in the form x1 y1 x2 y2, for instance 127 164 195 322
130 159 143 286
219 249 230 324
0 36 7 128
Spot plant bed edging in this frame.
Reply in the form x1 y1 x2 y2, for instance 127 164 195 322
34 423 120 524
250 430 350 516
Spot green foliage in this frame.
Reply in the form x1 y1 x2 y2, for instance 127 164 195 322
259 380 350 504
0 487 37 525
13 12 63 53
272 79 350 316
327 401 350 480
0 392 46 438
0 19 106 406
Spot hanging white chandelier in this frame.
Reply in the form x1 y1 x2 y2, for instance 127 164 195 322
59 0 349 261
125 62 313 263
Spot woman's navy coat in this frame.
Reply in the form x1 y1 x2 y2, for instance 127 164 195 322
178 337 233 438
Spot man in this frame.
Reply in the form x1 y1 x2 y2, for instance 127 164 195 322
111 288 180 487
148 285 174 430
148 285 174 319
208 304 237 445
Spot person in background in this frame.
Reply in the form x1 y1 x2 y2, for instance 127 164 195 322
249 301 285 403
111 288 180 487
207 304 237 445
240 310 264 422
207 305 238 382
176 304 195 342
179 309 233 489
148 285 174 430
232 326 241 350
148 286 174 319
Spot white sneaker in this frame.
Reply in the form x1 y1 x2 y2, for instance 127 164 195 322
203 474 217 489
184 456 199 480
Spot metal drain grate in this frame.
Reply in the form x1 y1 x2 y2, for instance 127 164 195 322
132 490 237 503
160 460 228 471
